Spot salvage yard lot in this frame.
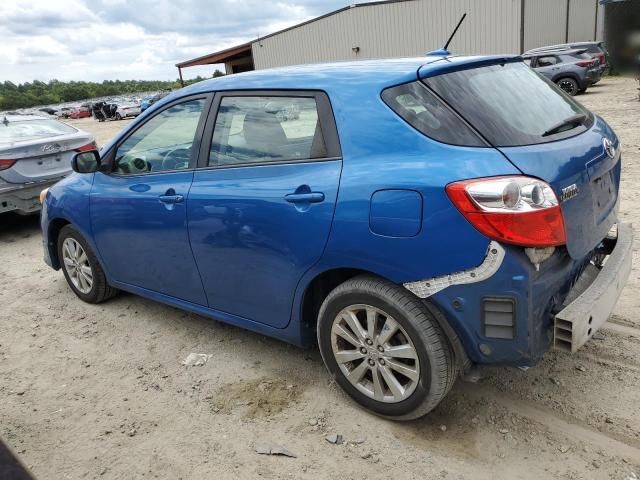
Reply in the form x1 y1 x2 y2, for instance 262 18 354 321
1 77 639 480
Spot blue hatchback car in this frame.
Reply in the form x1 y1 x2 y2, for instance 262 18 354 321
40 55 632 419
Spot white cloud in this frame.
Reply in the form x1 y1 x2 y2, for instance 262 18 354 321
1 0 346 83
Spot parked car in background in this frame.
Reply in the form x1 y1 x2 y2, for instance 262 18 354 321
38 107 58 116
41 55 629 420
69 106 91 119
114 102 141 120
57 107 72 119
526 41 608 74
140 91 171 112
0 115 95 214
523 49 601 95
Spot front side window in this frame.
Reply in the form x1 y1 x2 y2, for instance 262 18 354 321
114 99 204 175
209 96 328 167
424 61 593 146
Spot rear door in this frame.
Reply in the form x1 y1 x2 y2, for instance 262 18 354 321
422 60 620 259
90 95 211 305
534 55 561 80
188 91 342 328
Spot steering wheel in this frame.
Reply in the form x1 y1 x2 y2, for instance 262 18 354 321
117 156 151 174
161 148 191 171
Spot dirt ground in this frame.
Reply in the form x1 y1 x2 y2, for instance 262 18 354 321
1 77 640 480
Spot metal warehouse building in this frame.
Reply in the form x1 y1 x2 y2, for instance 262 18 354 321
176 0 613 78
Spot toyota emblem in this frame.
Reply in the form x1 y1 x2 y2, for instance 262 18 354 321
603 138 616 159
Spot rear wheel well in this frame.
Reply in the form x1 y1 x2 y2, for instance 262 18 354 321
553 73 579 84
300 268 471 374
300 268 368 338
48 218 71 269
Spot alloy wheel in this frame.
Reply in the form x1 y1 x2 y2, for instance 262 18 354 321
62 238 93 294
330 304 420 403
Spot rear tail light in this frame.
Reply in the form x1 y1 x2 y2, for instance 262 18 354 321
75 141 98 153
576 60 594 68
0 159 16 171
446 176 566 248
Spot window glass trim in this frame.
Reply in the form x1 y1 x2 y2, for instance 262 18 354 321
197 90 342 171
102 93 214 177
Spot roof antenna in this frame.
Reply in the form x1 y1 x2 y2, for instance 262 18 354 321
2 116 8 126
427 13 467 57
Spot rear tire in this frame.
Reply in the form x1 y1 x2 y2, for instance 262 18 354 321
556 77 579 96
317 275 457 420
57 225 118 304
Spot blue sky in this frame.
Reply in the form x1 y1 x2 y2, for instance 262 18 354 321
1 0 348 83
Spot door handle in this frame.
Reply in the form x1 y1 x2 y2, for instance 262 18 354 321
159 194 184 204
284 192 325 203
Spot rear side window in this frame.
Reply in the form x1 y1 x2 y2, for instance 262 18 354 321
424 61 593 147
381 82 485 147
537 56 559 67
209 96 329 166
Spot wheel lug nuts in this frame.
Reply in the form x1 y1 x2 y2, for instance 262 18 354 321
365 338 373 346
377 346 384 353
379 359 386 366
368 359 375 367
360 347 367 354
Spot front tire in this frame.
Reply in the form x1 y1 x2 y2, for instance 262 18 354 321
57 225 118 304
317 275 457 420
556 77 579 96
115 113 122 120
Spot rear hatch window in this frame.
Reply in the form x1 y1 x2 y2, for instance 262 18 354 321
423 62 593 147
0 119 76 146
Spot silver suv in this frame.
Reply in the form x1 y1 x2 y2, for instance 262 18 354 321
522 49 602 96
526 41 608 74
0 115 95 214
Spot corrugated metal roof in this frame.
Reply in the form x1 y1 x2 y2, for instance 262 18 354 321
176 43 252 68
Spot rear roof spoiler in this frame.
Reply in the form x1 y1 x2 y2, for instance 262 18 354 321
418 55 522 80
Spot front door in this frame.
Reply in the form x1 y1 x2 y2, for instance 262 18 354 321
188 92 342 328
91 96 210 305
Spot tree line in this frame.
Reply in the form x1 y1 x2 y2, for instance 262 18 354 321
0 70 225 111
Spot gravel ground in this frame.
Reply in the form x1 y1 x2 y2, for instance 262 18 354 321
1 77 639 480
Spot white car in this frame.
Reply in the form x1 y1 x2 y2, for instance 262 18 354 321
114 103 141 120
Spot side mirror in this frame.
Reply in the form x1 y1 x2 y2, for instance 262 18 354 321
71 150 101 173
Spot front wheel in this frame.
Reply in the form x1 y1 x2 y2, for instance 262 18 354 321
556 77 579 96
115 113 122 120
57 225 118 304
317 276 457 420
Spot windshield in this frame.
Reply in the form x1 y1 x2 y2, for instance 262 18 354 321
0 119 76 145
423 62 593 146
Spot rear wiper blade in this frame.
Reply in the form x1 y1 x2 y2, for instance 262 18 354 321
542 113 587 137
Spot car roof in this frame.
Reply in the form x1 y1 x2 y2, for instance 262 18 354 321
525 42 600 54
180 55 521 96
525 48 587 57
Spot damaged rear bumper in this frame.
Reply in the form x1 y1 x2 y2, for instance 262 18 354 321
554 223 633 353
0 178 63 214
